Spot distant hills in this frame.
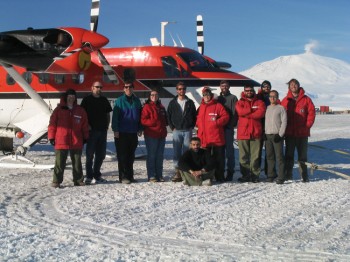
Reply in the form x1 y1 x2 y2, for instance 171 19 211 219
239 51 350 110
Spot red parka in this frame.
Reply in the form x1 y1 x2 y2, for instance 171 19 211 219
196 98 229 147
281 87 315 137
141 101 168 139
235 92 266 140
48 97 89 150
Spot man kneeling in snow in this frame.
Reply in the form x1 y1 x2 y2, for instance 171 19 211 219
178 137 215 186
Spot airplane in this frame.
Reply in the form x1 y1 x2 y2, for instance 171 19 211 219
0 0 259 167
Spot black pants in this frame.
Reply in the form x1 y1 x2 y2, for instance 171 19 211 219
285 136 308 180
114 132 138 181
85 130 107 180
207 145 225 182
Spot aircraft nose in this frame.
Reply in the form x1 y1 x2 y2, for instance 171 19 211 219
82 31 109 50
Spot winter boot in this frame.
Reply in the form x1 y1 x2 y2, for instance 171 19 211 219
171 168 182 182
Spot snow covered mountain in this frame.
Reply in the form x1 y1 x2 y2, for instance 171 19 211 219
240 51 350 110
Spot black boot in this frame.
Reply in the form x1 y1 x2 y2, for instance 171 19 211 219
171 169 182 182
225 172 234 182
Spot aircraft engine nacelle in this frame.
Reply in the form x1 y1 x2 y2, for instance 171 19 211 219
0 127 22 138
0 27 109 73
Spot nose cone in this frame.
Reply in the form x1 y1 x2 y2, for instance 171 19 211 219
82 31 109 50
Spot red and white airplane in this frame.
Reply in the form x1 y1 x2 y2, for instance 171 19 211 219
0 0 259 163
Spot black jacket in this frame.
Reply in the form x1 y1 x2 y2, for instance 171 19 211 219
167 96 197 130
217 92 238 129
178 148 215 172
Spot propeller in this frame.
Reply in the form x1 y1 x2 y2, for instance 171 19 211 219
196 15 231 69
90 0 119 85
196 15 204 55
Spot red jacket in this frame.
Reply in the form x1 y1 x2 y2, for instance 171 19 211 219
281 87 315 137
196 98 229 147
48 98 89 150
141 101 167 139
235 92 266 140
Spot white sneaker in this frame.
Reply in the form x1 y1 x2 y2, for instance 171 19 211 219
202 179 212 186
85 178 92 185
121 178 131 184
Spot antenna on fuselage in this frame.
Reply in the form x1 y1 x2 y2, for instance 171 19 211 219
161 21 176 46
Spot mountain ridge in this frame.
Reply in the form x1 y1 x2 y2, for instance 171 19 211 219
240 52 350 110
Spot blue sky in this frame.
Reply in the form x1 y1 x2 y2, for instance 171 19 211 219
1 0 349 72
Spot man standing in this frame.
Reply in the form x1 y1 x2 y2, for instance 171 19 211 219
281 79 315 182
178 137 215 186
257 80 272 107
112 81 143 184
217 80 238 181
48 89 89 188
81 81 112 185
167 81 197 182
196 86 229 182
257 80 272 176
235 85 266 183
265 90 287 184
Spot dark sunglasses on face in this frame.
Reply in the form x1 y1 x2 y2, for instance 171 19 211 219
177 88 186 91
94 86 103 88
124 85 133 89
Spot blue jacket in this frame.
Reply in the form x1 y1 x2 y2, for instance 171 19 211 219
112 94 142 133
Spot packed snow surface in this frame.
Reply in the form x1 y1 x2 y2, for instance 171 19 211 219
1 114 350 261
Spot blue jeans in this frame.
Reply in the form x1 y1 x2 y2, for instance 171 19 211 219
172 129 192 168
85 130 107 180
145 136 166 180
224 128 235 175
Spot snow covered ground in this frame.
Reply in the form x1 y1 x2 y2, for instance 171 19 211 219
0 114 350 261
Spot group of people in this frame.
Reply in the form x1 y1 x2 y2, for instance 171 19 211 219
47 78 315 188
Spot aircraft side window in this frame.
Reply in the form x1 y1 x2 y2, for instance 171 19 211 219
38 73 50 84
6 74 15 85
72 73 84 84
161 56 180 78
180 66 189 77
22 72 33 84
54 74 65 84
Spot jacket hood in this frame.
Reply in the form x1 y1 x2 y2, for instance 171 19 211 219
59 93 78 107
240 91 258 101
286 87 306 100
200 96 218 105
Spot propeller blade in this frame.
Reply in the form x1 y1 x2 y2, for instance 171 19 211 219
90 1 118 85
196 15 204 55
53 48 82 60
97 50 119 85
90 0 100 32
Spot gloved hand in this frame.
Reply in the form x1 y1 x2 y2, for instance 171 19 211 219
274 134 282 143
49 139 55 146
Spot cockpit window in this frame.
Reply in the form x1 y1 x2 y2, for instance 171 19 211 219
177 52 213 70
161 56 180 78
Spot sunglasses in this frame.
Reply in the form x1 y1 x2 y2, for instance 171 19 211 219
93 86 103 88
177 88 186 91
124 85 134 89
